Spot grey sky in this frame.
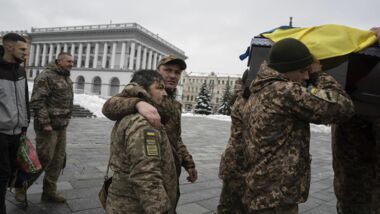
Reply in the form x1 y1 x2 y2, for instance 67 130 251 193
1 0 379 76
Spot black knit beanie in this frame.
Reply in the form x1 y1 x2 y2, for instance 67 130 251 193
268 38 313 73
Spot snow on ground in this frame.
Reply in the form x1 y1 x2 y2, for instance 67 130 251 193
28 81 330 133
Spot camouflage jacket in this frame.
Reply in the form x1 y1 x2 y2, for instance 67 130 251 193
31 63 73 129
242 62 354 210
108 113 178 213
102 83 195 173
218 89 247 180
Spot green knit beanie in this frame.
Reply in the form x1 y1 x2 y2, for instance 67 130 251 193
268 38 313 73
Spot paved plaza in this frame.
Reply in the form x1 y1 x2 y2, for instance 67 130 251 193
6 116 337 214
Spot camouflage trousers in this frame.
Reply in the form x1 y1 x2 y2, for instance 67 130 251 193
248 205 298 214
217 178 245 214
29 128 67 194
332 116 380 214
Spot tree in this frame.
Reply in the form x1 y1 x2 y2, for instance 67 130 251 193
194 83 212 115
218 80 232 115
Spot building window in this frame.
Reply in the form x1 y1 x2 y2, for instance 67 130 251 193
109 77 120 96
29 70 33 78
92 76 102 95
216 98 219 103
191 96 193 101
187 95 189 101
76 76 85 93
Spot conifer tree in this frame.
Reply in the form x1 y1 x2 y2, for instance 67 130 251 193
194 83 212 115
218 81 232 115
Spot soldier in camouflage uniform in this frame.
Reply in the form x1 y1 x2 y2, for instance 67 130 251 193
242 38 355 213
105 70 178 214
29 52 74 203
332 29 380 214
102 55 197 206
217 70 250 214
332 116 380 214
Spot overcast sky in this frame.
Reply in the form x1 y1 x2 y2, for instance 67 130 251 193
1 0 379 76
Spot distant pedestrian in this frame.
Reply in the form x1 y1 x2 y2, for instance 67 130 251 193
27 52 74 203
0 32 29 214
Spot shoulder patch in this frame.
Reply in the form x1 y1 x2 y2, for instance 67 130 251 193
144 129 160 157
307 86 338 103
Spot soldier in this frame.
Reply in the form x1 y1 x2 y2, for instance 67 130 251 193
102 55 197 206
27 52 74 203
332 116 380 214
0 33 29 214
242 38 355 213
217 70 250 214
105 70 177 214
332 27 380 214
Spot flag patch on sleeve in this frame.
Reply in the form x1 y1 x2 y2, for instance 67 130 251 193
144 130 160 157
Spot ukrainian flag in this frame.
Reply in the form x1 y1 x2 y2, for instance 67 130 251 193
262 24 378 60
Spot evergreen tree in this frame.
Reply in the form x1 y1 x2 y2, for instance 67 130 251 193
218 81 232 115
194 83 212 115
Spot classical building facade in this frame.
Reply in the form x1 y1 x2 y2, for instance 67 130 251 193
180 72 240 112
15 23 186 97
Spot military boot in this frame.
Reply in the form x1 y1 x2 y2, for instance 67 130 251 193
41 192 66 203
14 188 26 202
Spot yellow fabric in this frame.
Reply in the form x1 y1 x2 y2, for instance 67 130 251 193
262 24 377 60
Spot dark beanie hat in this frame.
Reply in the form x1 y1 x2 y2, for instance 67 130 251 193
268 38 313 73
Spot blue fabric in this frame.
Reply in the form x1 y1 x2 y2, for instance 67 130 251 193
239 47 250 61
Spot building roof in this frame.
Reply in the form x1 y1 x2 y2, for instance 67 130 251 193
30 22 185 56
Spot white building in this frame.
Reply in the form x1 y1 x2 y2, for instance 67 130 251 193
26 23 187 97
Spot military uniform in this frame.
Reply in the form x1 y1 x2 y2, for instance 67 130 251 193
332 115 380 214
242 62 354 212
105 112 177 214
102 83 195 205
217 90 247 214
30 63 73 197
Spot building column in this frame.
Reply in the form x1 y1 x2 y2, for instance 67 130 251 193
63 43 68 52
34 44 40 67
136 44 142 70
85 43 91 68
110 42 117 69
128 42 135 70
70 43 75 58
141 47 148 69
55 43 61 58
48 44 54 63
102 42 108 68
119 42 126 69
147 50 153 69
41 44 47 67
152 52 158 69
28 44 35 66
93 42 99 68
77 43 83 68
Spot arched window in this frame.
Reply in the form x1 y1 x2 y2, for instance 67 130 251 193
76 76 85 93
109 77 120 96
92 76 102 95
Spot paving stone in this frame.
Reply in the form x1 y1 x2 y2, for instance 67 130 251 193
177 203 210 214
27 181 73 194
66 197 102 212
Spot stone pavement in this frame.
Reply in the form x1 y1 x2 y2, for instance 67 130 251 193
6 117 337 214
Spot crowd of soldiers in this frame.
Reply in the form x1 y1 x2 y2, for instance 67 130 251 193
0 29 380 214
